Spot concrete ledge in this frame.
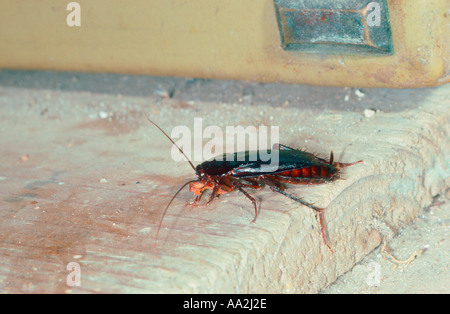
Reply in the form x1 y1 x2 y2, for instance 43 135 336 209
0 72 447 293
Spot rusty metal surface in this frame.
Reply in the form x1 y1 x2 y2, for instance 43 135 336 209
274 0 393 54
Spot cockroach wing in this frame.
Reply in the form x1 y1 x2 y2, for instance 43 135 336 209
198 150 273 176
198 148 329 178
231 149 329 178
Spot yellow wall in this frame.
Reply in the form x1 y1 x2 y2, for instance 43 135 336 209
0 0 448 87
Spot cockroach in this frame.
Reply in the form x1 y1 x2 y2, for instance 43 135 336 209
149 118 363 251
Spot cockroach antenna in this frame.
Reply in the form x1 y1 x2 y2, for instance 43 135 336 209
147 118 199 248
147 117 196 171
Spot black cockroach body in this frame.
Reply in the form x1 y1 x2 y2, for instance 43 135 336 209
149 119 363 251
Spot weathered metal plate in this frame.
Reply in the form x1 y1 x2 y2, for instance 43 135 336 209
274 0 393 55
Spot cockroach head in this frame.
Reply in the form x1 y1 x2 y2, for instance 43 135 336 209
195 165 206 179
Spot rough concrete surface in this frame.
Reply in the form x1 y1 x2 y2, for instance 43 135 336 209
322 196 449 294
0 70 448 293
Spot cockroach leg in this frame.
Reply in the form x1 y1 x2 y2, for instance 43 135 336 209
315 211 333 253
234 183 260 223
266 185 322 212
186 193 203 206
260 175 286 191
204 184 219 206
263 184 333 252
